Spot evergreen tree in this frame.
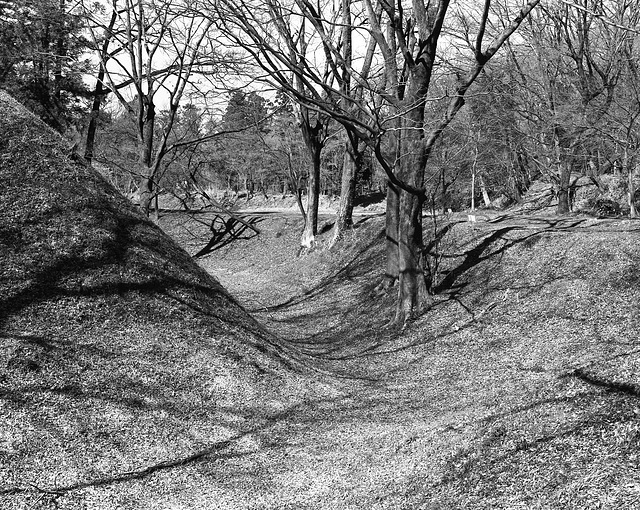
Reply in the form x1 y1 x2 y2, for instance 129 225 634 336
0 0 91 131
219 91 270 195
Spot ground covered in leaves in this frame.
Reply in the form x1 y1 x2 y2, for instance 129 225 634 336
3 87 640 509
159 208 640 509
0 90 323 510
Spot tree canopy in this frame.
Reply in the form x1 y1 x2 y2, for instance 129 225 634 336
2 0 640 321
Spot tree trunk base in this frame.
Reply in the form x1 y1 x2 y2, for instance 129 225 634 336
328 227 343 249
297 234 317 257
300 231 316 249
385 311 413 330
329 223 352 249
374 275 397 295
386 285 432 330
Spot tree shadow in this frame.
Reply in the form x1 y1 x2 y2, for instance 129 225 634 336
256 226 387 313
194 214 263 258
257 216 603 380
0 390 371 498
0 197 252 332
426 386 640 502
570 366 640 398
433 218 591 295
0 433 250 497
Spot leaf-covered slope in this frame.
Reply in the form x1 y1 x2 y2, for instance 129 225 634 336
0 90 310 509
0 89 249 331
184 211 640 509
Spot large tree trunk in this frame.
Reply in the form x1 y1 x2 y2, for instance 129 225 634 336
394 149 427 325
84 71 106 165
395 187 426 325
629 168 637 218
393 72 429 326
557 160 571 214
381 182 399 288
479 175 492 207
331 139 361 247
555 126 574 215
138 100 156 217
299 114 324 249
627 147 637 218
138 171 154 217
379 106 403 291
301 143 321 249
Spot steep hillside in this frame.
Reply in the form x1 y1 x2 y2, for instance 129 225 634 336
167 209 640 509
0 91 318 509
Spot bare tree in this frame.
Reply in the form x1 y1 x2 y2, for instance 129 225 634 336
83 0 216 218
587 1 640 217
83 4 119 166
218 0 337 249
214 0 540 325
503 0 637 214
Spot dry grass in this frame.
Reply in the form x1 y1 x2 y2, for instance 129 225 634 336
3 87 640 509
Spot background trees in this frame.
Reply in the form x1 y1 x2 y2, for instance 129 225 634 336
490 0 640 214
213 0 541 323
0 0 91 132
219 90 271 196
5 0 640 322
82 0 217 217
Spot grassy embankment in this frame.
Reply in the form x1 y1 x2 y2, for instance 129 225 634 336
162 205 640 509
0 90 325 509
3 87 640 508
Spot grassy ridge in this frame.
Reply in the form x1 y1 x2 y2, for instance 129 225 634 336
0 90 317 509
417 217 640 508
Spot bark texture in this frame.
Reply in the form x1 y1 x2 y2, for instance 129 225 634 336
84 75 106 165
557 161 571 214
301 136 321 249
393 64 430 325
382 181 400 288
299 114 324 249
331 141 361 247
137 100 156 217
629 178 638 218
